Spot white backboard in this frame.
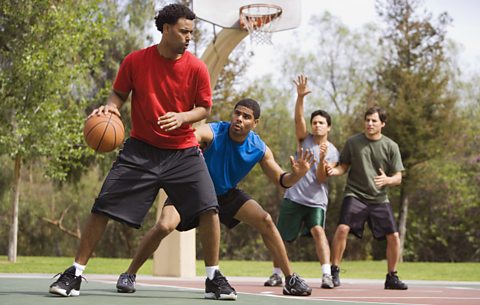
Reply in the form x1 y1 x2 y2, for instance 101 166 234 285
192 0 301 32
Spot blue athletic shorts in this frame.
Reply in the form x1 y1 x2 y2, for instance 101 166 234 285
91 137 218 231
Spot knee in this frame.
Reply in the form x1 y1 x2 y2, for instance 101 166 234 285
259 212 276 232
386 232 400 245
310 226 326 239
153 221 175 236
336 224 350 238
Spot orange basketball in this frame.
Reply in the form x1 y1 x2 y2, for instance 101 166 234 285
83 112 124 153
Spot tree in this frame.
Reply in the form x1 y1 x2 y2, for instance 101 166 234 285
0 0 109 262
374 0 460 260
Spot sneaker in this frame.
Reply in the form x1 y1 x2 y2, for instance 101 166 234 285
321 273 334 289
116 273 136 293
264 273 283 287
49 266 84 297
283 273 312 296
331 265 341 287
205 270 237 300
385 271 408 290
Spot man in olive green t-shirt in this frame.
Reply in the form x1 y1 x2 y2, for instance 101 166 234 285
326 106 408 290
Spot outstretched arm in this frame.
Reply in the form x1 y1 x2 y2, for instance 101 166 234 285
293 74 312 142
259 146 314 188
194 123 214 149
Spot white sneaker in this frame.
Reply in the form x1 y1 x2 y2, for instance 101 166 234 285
321 273 334 289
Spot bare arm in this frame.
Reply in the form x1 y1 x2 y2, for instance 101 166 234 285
89 89 128 118
194 123 214 149
259 146 314 188
158 106 212 132
293 75 312 142
315 143 329 183
374 169 402 188
326 163 349 177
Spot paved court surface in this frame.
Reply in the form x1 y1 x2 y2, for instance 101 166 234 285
1 273 479 305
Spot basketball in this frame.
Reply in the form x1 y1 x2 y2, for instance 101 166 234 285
83 112 125 153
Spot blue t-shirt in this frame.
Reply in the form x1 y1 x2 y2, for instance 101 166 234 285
203 122 266 195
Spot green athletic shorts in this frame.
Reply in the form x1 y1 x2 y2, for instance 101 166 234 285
276 198 326 242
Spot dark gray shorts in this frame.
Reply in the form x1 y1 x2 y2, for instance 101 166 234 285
166 188 251 229
339 196 398 240
217 188 252 229
92 137 218 231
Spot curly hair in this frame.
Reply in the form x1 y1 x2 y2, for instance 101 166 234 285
155 3 196 33
235 98 261 119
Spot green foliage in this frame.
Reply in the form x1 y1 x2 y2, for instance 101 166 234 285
405 158 480 261
0 0 109 179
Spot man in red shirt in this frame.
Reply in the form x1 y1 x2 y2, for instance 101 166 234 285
49 4 236 300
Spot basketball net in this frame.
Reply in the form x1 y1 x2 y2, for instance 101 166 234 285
239 4 282 45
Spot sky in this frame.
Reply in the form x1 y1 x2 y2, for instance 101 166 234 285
245 0 480 79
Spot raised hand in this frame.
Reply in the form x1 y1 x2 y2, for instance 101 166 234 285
293 74 312 98
290 147 315 177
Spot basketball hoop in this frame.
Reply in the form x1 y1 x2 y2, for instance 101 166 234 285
239 4 282 45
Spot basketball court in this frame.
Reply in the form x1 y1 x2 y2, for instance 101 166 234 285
4 1 478 305
1 273 480 305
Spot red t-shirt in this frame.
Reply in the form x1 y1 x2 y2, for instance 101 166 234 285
113 46 212 149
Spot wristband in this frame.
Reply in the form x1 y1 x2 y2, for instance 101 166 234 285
279 172 290 189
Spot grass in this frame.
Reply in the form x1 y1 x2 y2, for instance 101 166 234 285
1 256 479 282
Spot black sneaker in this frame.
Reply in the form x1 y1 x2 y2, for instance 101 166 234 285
116 273 136 293
331 265 341 287
385 271 408 290
264 273 283 287
205 270 237 300
49 266 84 297
283 273 312 296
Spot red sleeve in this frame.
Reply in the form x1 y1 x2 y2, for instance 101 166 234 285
195 62 212 108
113 53 133 94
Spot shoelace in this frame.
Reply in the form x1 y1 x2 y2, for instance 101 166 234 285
288 274 309 289
52 271 87 284
121 274 135 285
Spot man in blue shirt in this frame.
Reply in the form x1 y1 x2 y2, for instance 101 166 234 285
116 98 314 297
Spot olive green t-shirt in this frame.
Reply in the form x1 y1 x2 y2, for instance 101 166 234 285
339 133 404 204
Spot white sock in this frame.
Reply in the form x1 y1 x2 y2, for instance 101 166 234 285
321 264 331 275
206 265 219 280
73 262 86 276
273 267 282 276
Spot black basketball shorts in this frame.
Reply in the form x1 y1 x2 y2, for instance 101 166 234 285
338 196 398 240
91 137 218 230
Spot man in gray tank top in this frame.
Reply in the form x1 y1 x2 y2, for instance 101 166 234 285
265 75 339 289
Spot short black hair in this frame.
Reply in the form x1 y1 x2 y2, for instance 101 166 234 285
234 98 261 119
155 3 195 33
310 110 332 126
365 106 387 123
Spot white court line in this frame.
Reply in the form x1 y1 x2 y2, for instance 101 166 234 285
316 296 480 300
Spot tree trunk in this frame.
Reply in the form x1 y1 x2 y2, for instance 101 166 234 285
397 186 409 263
8 153 22 263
